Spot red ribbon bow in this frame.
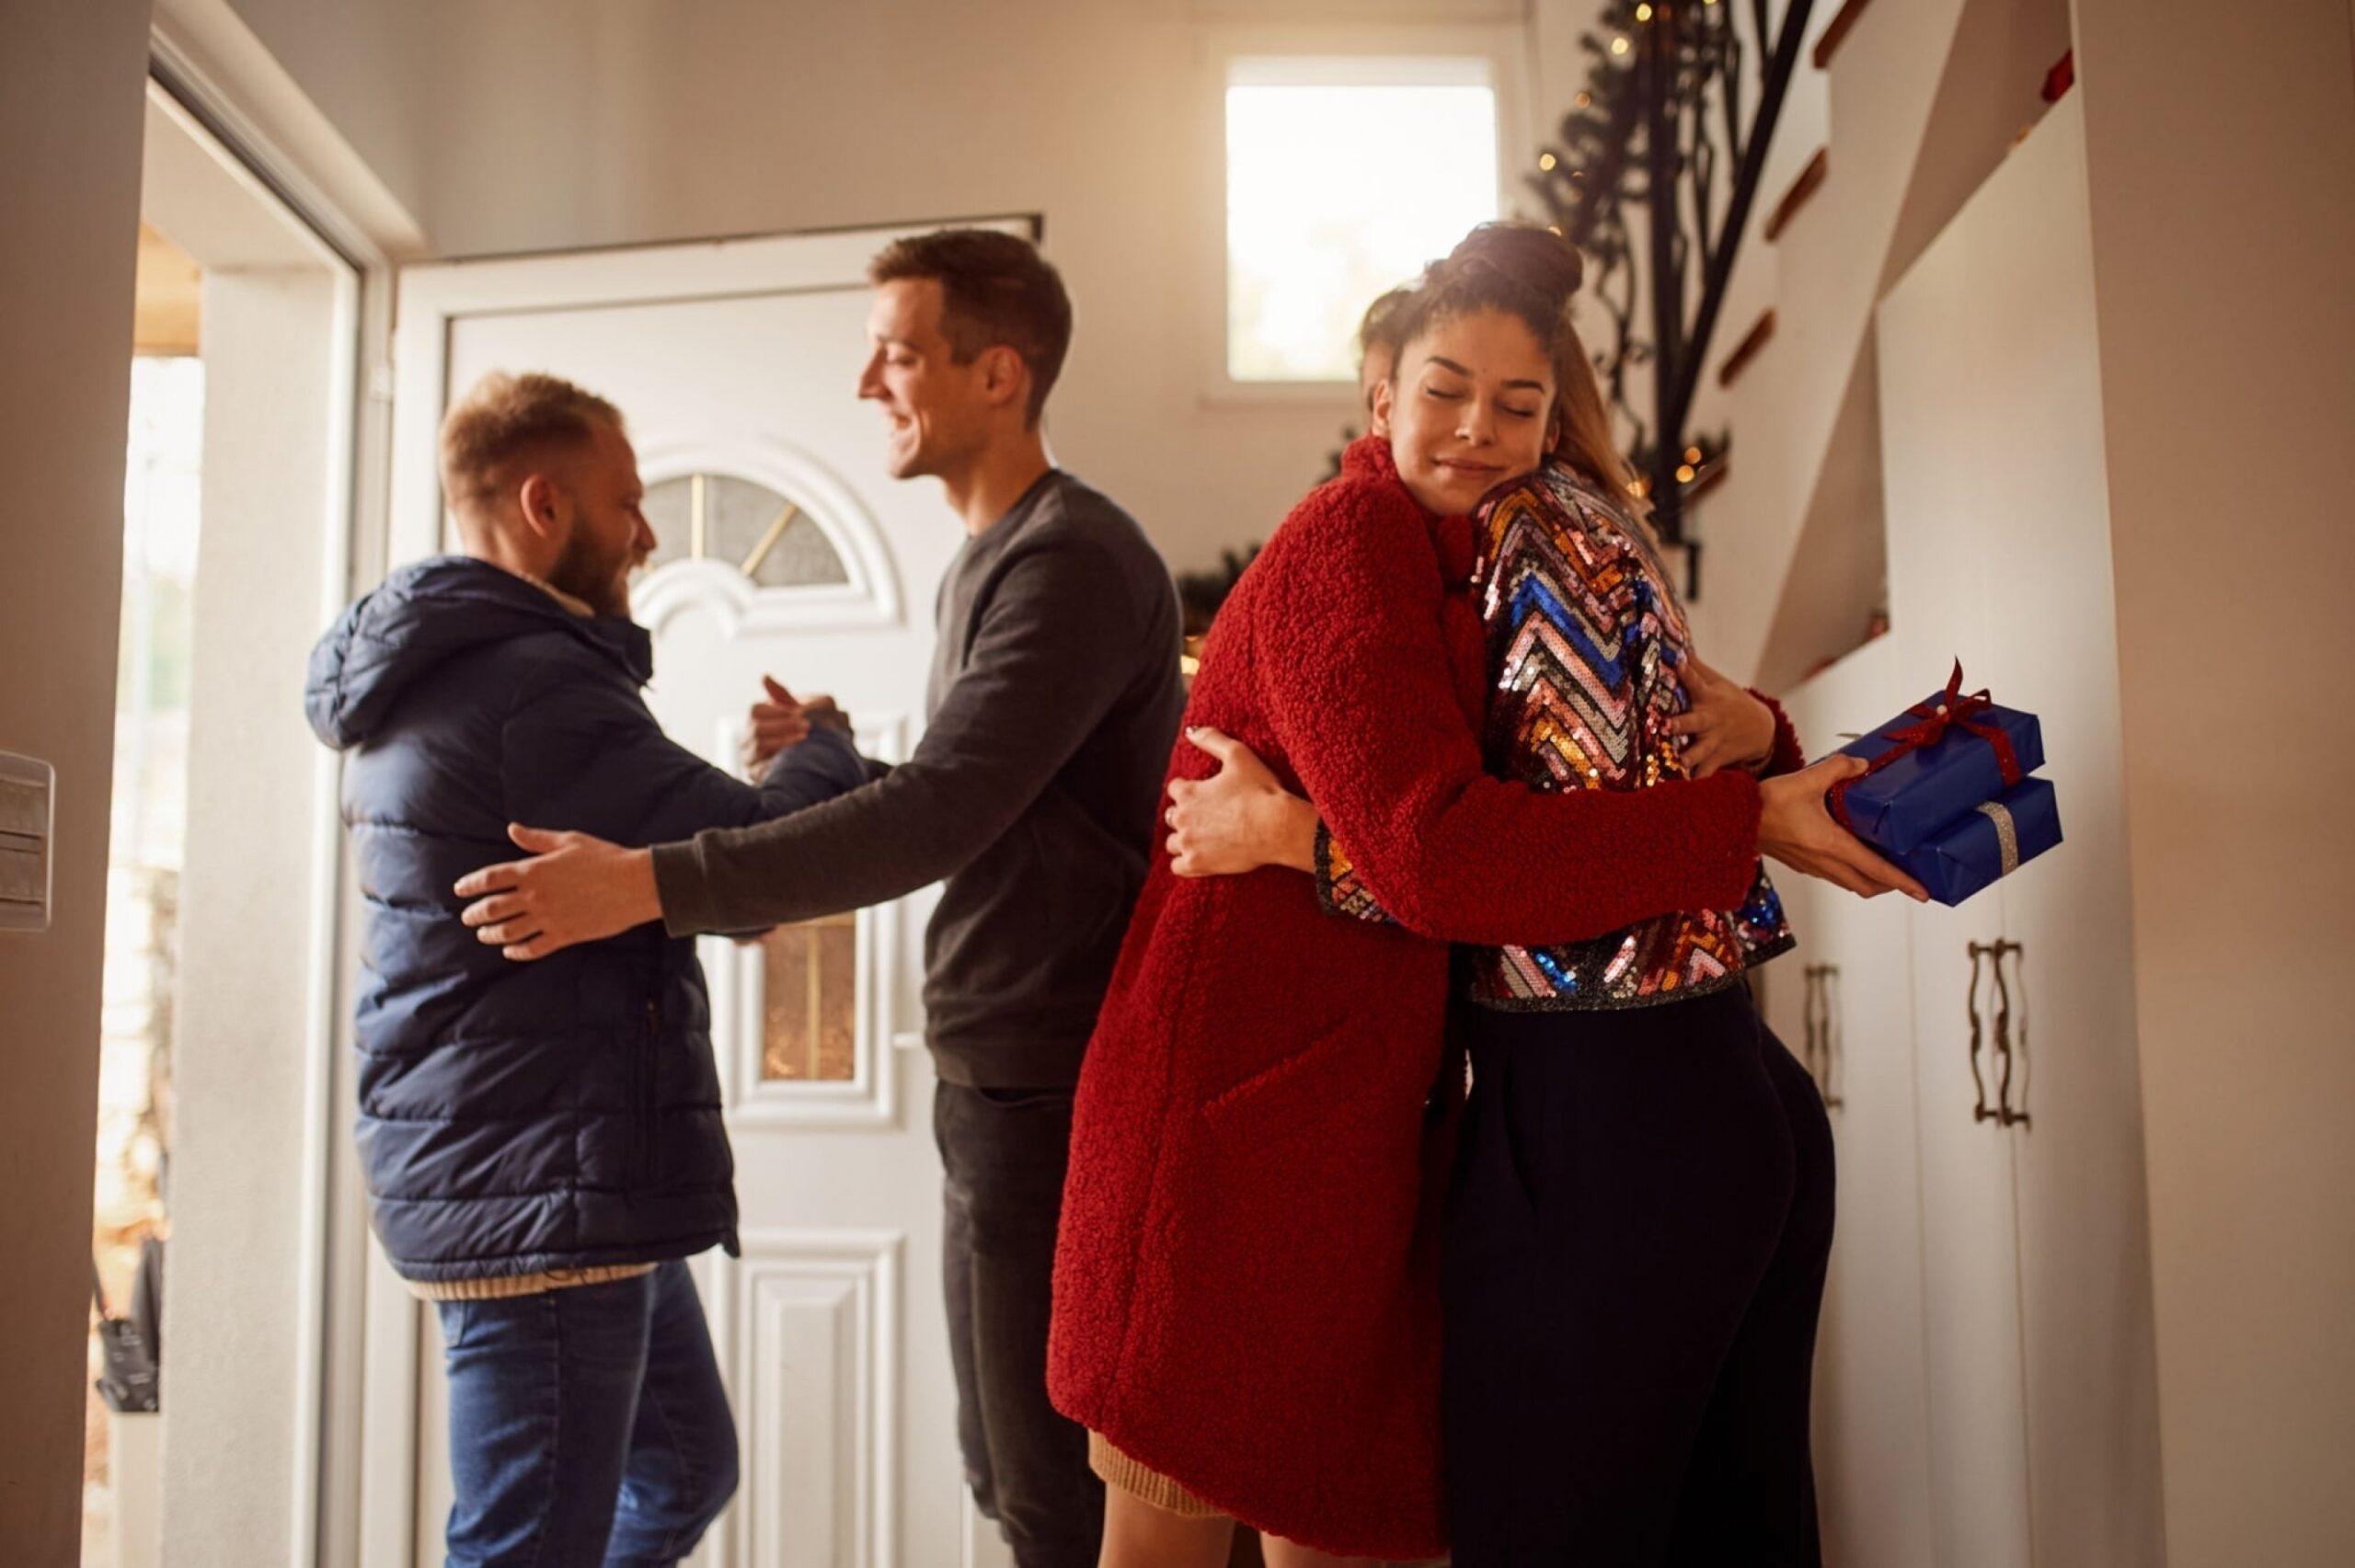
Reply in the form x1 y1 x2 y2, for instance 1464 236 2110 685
1829 660 2023 832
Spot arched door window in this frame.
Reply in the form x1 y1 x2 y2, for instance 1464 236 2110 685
639 472 848 588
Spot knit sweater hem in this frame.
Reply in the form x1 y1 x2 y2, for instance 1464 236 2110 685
405 1262 658 1301
1063 1396 1447 1562
387 1227 735 1286
1087 1432 1224 1519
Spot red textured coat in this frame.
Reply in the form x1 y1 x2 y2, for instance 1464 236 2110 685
1047 439 1768 1558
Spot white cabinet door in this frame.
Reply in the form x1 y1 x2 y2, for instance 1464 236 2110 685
372 219 1037 1568
1875 94 2165 1567
1878 169 2034 1568
1768 639 1936 1568
1938 99 2165 1568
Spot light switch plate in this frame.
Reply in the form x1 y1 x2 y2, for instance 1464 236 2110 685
0 751 54 932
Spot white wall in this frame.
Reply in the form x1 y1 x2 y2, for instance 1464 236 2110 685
221 0 1582 577
204 0 435 234
1685 0 1970 681
0 0 155 1561
2073 1 2355 1562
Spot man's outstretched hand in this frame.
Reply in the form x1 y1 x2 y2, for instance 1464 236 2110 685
454 825 662 961
740 674 851 775
741 676 811 775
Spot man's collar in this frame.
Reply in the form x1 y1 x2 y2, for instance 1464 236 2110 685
501 564 596 618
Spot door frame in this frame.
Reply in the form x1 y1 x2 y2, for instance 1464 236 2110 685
141 8 413 1560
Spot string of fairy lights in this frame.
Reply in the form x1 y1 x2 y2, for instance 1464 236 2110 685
1525 0 1752 521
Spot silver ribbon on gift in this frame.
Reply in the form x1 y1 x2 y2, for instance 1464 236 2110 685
1975 799 2022 876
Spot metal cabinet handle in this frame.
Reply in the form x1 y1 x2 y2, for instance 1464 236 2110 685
1803 963 1844 1109
1799 967 1815 1082
1799 965 1820 1082
1995 941 2030 1129
1966 942 1998 1123
1966 939 2028 1129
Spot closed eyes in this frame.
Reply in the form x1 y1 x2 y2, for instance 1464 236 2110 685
1426 385 1541 419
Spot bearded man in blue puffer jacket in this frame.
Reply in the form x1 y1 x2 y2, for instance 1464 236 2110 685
305 371 863 1567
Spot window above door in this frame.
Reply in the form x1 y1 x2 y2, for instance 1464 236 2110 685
1223 55 1501 384
1195 26 1532 404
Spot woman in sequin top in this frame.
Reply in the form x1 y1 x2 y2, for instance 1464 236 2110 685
1049 224 1922 1567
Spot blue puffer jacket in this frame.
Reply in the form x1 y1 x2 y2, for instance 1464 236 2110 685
304 556 866 1283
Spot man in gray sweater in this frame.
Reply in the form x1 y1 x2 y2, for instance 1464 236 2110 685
454 230 1183 1568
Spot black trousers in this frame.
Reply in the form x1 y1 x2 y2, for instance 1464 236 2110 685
934 1080 1105 1568
1442 985 1835 1567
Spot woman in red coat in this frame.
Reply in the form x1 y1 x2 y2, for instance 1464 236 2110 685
1048 226 1915 1565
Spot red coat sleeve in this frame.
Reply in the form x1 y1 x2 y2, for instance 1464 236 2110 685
1255 476 1763 948
1751 689 1809 778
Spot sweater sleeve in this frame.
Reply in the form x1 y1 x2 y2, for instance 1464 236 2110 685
1257 481 1763 948
752 727 877 813
500 653 866 848
649 536 1154 935
1751 689 1809 778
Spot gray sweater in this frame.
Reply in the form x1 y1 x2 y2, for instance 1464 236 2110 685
651 469 1185 1088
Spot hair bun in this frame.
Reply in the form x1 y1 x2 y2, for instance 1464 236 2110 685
1445 222 1583 314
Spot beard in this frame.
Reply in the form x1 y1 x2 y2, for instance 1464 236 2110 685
547 528 634 617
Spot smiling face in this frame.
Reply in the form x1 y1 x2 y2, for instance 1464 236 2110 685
856 276 1005 483
1376 306 1557 517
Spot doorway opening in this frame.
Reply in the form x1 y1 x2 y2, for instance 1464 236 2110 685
83 78 362 1567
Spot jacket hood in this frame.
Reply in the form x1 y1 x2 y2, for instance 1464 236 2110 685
304 555 652 750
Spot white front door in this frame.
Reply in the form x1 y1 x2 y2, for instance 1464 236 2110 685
370 219 1036 1568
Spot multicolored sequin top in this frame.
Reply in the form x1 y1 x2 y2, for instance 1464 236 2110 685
1317 463 1795 1010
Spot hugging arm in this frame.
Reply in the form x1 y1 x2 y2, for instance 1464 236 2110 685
645 536 1152 934
1245 486 1765 949
1297 650 1810 927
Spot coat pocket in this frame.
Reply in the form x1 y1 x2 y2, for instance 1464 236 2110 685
1198 1020 1367 1129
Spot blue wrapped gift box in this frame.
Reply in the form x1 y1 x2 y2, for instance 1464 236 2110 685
1833 692 2045 856
1895 776 2063 907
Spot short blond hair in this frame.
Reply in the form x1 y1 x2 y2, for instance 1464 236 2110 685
439 372 624 520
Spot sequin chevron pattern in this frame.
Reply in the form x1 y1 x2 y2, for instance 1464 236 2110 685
1470 465 1793 1010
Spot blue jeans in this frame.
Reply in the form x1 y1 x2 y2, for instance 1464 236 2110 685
437 1259 739 1567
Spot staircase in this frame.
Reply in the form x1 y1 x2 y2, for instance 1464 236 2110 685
1682 0 2075 692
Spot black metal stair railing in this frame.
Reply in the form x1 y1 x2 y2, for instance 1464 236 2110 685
1530 0 1820 595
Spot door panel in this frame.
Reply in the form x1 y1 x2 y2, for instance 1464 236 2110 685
1875 95 2165 1566
1771 641 1937 1568
1935 100 2165 1568
1878 178 2032 1568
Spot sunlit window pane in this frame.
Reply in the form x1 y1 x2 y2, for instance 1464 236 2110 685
1225 62 1500 382
760 912 858 1082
